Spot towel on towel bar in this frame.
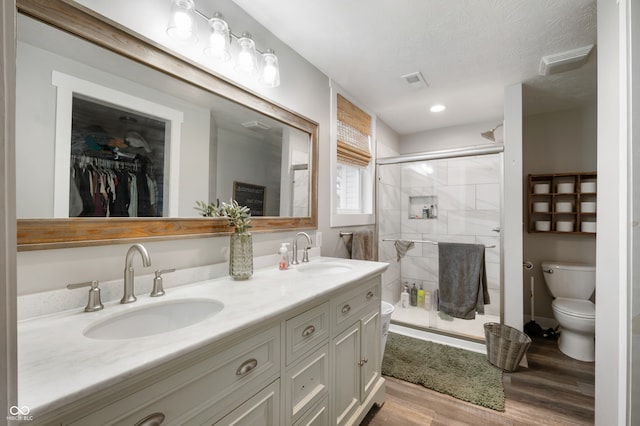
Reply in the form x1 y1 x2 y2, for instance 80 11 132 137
437 242 489 320
351 229 374 260
394 240 415 261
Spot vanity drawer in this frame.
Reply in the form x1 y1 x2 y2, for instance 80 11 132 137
285 344 329 425
332 278 380 332
64 325 281 426
294 394 329 426
286 302 329 364
213 379 281 426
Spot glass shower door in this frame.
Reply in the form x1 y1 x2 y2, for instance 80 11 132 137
377 152 502 340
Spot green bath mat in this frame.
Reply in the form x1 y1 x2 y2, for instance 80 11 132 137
382 332 505 412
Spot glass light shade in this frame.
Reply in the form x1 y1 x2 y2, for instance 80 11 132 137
260 49 280 88
235 32 258 75
166 0 197 42
204 13 231 61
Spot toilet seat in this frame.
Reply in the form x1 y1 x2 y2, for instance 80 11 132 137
552 298 595 319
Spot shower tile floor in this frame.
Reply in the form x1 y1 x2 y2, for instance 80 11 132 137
390 302 499 340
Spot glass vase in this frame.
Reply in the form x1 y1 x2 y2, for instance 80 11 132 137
229 232 253 280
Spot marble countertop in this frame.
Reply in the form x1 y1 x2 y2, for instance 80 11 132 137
18 256 388 416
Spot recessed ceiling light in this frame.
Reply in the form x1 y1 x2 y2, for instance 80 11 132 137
430 104 446 113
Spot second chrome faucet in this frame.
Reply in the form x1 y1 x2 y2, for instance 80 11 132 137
121 243 151 304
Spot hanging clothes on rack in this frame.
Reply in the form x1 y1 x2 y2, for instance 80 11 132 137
70 155 158 218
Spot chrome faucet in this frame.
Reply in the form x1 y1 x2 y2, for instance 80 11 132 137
121 243 151 304
291 232 312 265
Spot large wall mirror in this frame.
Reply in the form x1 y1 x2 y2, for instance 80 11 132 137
16 0 318 250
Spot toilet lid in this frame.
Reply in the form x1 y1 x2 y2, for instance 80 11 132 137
553 298 595 319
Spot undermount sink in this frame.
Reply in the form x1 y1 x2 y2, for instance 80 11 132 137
296 262 352 275
83 298 224 340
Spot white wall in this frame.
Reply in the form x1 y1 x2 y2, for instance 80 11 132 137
376 119 401 158
522 105 597 321
400 120 503 154
596 0 627 423
1 0 18 414
502 83 524 331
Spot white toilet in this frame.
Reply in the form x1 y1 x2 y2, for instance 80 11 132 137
541 261 596 362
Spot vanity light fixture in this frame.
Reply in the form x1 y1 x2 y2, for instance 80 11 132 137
167 0 281 87
204 12 231 62
260 49 280 88
430 104 446 113
166 0 197 42
235 32 258 75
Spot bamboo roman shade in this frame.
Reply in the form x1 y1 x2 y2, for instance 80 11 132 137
337 94 371 168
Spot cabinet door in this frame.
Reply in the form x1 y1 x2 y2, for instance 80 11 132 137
360 310 380 401
214 380 280 426
332 323 360 426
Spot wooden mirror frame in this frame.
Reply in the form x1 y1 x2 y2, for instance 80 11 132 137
16 0 318 251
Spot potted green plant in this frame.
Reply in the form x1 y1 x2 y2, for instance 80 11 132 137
195 199 253 280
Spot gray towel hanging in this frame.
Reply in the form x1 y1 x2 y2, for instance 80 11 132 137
437 242 489 320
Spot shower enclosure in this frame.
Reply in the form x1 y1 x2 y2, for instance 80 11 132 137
377 146 503 342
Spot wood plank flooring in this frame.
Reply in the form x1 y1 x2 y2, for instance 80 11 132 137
360 336 595 425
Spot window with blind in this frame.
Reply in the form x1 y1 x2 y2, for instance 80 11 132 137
332 90 375 226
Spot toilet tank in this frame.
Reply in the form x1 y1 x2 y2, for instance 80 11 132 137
541 261 596 299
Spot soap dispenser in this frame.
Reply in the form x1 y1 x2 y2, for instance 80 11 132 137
279 243 290 270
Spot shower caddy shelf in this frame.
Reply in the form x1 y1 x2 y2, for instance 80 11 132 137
527 172 597 235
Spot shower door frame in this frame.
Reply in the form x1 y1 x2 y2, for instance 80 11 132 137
376 145 505 343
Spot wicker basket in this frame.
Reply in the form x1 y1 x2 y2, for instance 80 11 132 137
484 322 532 372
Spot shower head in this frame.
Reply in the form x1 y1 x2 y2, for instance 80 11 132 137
481 123 503 142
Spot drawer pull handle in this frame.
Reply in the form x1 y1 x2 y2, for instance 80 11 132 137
302 325 316 337
134 412 165 426
358 358 369 367
341 304 351 314
366 291 374 300
236 358 258 376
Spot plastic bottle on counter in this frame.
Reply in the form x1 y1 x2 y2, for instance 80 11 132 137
422 206 429 219
410 283 418 306
278 243 290 270
417 285 425 308
401 284 410 308
424 289 432 311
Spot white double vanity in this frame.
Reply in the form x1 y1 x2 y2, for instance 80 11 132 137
18 256 388 425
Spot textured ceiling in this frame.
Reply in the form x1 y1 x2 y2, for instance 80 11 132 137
230 0 597 135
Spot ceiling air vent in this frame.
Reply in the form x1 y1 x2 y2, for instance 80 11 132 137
241 120 271 131
539 45 594 76
400 71 428 89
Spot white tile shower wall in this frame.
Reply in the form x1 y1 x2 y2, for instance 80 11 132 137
447 155 500 185
378 163 402 303
389 155 502 319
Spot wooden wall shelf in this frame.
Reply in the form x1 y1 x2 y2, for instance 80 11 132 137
527 172 597 235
